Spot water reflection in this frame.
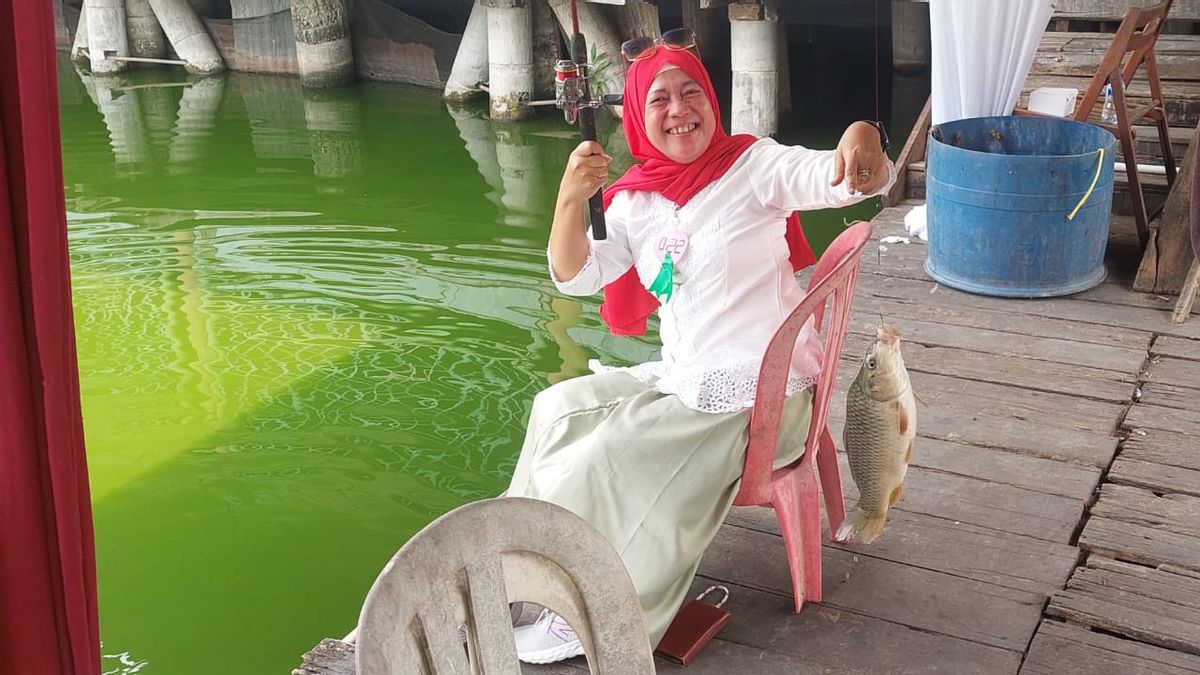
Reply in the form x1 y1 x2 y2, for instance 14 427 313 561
168 77 225 171
62 61 662 673
303 89 363 185
79 73 152 169
446 104 545 228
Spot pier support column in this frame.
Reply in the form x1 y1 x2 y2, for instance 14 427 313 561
291 0 356 88
483 0 534 122
682 0 721 61
614 1 660 41
444 0 490 102
186 0 219 16
85 0 130 74
71 5 91 66
147 0 225 73
126 0 167 58
55 0 70 49
892 1 930 73
547 0 624 115
729 0 780 137
531 0 559 98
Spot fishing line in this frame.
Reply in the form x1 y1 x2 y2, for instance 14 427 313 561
874 0 880 122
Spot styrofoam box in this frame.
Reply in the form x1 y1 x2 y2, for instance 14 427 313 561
1027 87 1079 117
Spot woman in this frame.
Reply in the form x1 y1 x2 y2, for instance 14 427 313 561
507 37 893 664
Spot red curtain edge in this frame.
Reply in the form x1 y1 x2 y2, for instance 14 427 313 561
1 0 101 673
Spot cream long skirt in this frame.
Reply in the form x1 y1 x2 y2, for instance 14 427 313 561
507 370 813 646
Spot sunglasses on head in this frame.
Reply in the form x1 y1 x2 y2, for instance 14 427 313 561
620 28 700 65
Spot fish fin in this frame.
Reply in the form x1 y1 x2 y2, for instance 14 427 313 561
897 403 910 434
877 323 901 345
834 506 888 545
904 438 915 464
888 484 904 506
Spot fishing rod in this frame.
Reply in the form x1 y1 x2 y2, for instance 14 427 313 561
553 0 621 240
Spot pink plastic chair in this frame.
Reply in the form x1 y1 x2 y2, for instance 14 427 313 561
732 221 872 613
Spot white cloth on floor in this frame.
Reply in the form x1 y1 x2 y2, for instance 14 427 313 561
904 204 929 241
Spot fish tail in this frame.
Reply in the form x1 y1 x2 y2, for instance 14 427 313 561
834 506 889 545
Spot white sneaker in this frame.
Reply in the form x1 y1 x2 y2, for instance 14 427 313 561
514 609 584 664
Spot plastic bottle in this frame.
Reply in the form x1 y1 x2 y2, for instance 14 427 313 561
1101 84 1118 123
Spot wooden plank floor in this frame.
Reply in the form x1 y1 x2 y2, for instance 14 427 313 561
296 201 1200 674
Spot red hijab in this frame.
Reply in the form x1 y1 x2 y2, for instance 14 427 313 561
598 48 815 336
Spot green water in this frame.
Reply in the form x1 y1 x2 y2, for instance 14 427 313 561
58 56 893 673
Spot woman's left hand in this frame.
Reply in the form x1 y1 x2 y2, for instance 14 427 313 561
831 121 890 195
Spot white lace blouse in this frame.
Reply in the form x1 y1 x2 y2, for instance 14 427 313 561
551 138 896 413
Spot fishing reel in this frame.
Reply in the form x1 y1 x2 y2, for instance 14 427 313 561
554 59 621 125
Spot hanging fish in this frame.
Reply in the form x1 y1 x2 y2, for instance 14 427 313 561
835 323 917 545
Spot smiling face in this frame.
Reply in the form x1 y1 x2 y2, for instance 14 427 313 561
643 67 716 164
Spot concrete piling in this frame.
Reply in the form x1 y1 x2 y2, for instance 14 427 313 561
147 0 225 73
483 0 534 121
729 0 781 137
291 0 356 88
531 0 560 98
55 0 71 49
71 4 91 66
444 0 490 102
126 0 167 59
546 0 624 112
892 1 931 73
85 0 130 74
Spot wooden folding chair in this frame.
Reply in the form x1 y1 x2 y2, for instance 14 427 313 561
1020 0 1177 248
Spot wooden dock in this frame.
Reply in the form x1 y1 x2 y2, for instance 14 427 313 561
296 201 1200 674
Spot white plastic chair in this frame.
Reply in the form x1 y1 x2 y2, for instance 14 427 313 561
355 497 655 674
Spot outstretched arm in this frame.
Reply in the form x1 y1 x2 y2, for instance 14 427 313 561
748 124 896 212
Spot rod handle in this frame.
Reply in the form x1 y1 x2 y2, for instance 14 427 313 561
570 33 607 240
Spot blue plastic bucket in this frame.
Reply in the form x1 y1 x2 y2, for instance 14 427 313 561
924 115 1117 297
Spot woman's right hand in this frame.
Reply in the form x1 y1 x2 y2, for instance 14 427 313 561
559 141 612 206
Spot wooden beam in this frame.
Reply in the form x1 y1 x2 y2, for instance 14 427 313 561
1051 0 1200 22
1173 261 1200 323
682 0 720 57
884 96 931 207
611 0 659 41
728 0 777 22
1134 123 1199 293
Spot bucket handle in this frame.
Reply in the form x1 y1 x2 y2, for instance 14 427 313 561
1067 148 1105 221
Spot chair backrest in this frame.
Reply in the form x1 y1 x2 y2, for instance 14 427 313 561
1073 0 1173 122
355 497 654 675
738 221 872 504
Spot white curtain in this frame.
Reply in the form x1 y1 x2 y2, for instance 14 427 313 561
929 0 1054 125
